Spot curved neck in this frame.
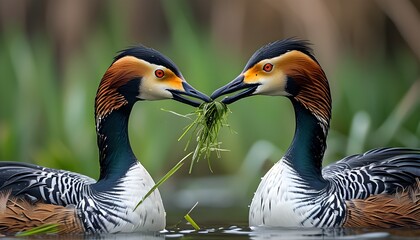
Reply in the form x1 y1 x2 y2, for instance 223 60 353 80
284 99 329 189
96 104 137 182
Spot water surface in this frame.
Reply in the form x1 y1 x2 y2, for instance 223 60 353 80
4 224 419 240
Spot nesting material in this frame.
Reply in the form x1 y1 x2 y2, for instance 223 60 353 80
179 101 230 173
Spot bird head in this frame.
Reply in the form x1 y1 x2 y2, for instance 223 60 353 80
211 38 331 124
95 45 211 120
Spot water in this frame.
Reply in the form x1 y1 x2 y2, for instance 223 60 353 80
163 225 418 240
3 224 419 240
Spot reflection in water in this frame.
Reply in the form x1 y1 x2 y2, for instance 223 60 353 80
162 225 419 240
95 233 165 240
162 225 409 240
4 225 419 239
3 232 166 240
248 227 390 240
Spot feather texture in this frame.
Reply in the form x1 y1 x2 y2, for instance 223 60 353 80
0 191 83 234
0 161 165 234
344 179 420 227
325 148 420 201
0 162 95 205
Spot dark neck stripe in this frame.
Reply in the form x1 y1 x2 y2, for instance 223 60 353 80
96 104 137 182
285 99 328 189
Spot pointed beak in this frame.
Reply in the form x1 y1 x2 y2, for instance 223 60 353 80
211 75 259 104
170 81 211 107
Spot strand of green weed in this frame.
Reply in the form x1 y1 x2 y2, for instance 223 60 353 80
134 152 192 211
161 108 195 120
15 224 59 236
188 106 206 172
184 202 200 230
184 215 200 230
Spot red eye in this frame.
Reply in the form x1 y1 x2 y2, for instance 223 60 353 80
155 69 165 78
263 63 273 72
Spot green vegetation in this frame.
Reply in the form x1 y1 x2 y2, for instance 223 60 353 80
184 202 201 230
15 224 59 237
176 102 230 173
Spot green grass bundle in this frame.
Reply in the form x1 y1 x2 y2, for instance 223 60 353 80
179 101 230 173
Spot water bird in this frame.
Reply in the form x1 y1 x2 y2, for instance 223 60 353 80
0 45 210 234
211 39 420 228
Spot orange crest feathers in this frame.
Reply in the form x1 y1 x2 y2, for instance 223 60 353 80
281 51 332 127
95 56 145 122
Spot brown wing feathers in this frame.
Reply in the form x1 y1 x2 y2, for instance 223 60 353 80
0 191 84 234
344 179 420 228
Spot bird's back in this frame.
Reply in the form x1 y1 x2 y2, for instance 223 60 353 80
321 147 420 227
0 162 96 206
323 147 420 200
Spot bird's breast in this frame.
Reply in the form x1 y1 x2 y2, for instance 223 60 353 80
249 158 342 227
250 159 305 227
77 163 165 233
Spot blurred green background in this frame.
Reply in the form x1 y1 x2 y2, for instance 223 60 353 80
0 0 419 224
